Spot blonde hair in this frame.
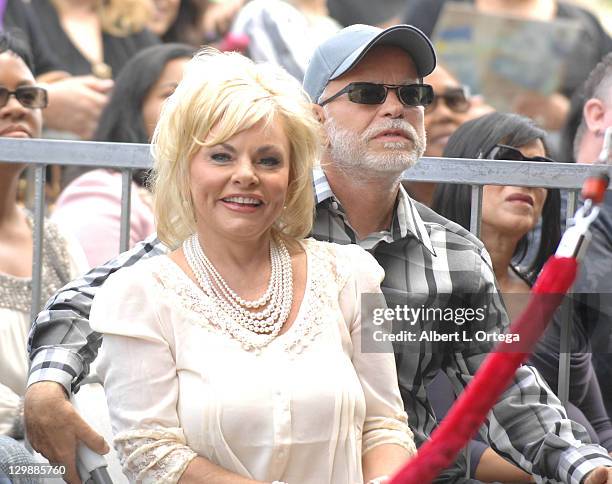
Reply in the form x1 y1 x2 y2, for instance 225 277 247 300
99 0 151 36
151 49 322 249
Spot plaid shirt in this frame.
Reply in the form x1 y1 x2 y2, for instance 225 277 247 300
28 168 612 483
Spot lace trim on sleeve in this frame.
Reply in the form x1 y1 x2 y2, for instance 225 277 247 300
362 413 417 457
114 427 197 484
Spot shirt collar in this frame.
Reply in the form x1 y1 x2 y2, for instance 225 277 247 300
313 167 436 256
313 166 334 204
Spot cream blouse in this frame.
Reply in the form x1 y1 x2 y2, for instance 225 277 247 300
90 239 415 484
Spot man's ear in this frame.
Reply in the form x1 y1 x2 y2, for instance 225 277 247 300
312 103 330 148
312 103 326 124
583 98 605 135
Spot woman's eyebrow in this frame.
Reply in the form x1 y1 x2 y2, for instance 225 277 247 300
255 144 284 155
217 143 237 153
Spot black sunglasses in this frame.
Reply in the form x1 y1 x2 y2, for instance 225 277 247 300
318 82 434 108
484 144 555 163
425 86 471 114
0 86 48 109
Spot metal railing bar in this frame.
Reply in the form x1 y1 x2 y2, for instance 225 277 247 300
29 165 46 326
469 185 483 237
557 190 578 405
404 158 611 189
119 169 133 253
1 139 611 189
466 183 483 478
0 138 152 169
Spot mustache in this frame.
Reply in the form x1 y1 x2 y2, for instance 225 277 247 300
362 119 418 142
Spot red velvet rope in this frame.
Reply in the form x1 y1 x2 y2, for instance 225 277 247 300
389 256 578 484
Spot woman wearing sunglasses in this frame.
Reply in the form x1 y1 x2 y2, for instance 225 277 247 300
431 112 612 477
0 31 86 461
433 112 561 293
424 111 562 482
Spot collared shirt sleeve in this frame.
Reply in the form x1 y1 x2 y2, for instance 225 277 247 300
27 235 168 394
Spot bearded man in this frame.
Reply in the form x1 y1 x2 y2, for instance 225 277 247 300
304 24 612 483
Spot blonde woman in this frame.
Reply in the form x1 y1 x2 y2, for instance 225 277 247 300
89 49 415 484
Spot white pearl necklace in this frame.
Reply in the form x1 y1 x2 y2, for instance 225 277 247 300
183 234 293 349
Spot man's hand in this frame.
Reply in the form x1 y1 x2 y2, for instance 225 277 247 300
40 75 114 139
24 381 109 484
585 467 612 484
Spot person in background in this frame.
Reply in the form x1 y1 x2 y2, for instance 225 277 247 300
433 112 561 294
31 0 159 142
531 52 612 442
431 112 562 481
432 110 612 473
157 0 205 44
160 0 246 47
402 0 612 133
558 86 587 163
201 0 246 41
230 0 340 82
32 0 158 80
51 43 193 268
3 0 114 140
0 30 86 459
326 0 405 27
147 0 181 39
404 64 493 206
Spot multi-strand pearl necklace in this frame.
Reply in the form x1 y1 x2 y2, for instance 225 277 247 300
183 234 293 348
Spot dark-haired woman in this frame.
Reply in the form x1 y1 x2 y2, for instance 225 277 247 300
433 112 561 293
52 43 193 268
426 111 564 482
432 112 612 468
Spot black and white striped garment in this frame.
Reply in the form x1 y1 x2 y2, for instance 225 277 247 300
28 168 612 483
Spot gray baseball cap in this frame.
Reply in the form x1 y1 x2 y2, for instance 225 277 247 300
303 24 436 103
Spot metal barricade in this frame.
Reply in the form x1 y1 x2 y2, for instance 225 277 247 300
1 137 609 481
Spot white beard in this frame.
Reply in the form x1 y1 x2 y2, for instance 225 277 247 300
324 117 426 175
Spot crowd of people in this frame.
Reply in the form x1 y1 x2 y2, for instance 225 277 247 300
1 0 612 483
